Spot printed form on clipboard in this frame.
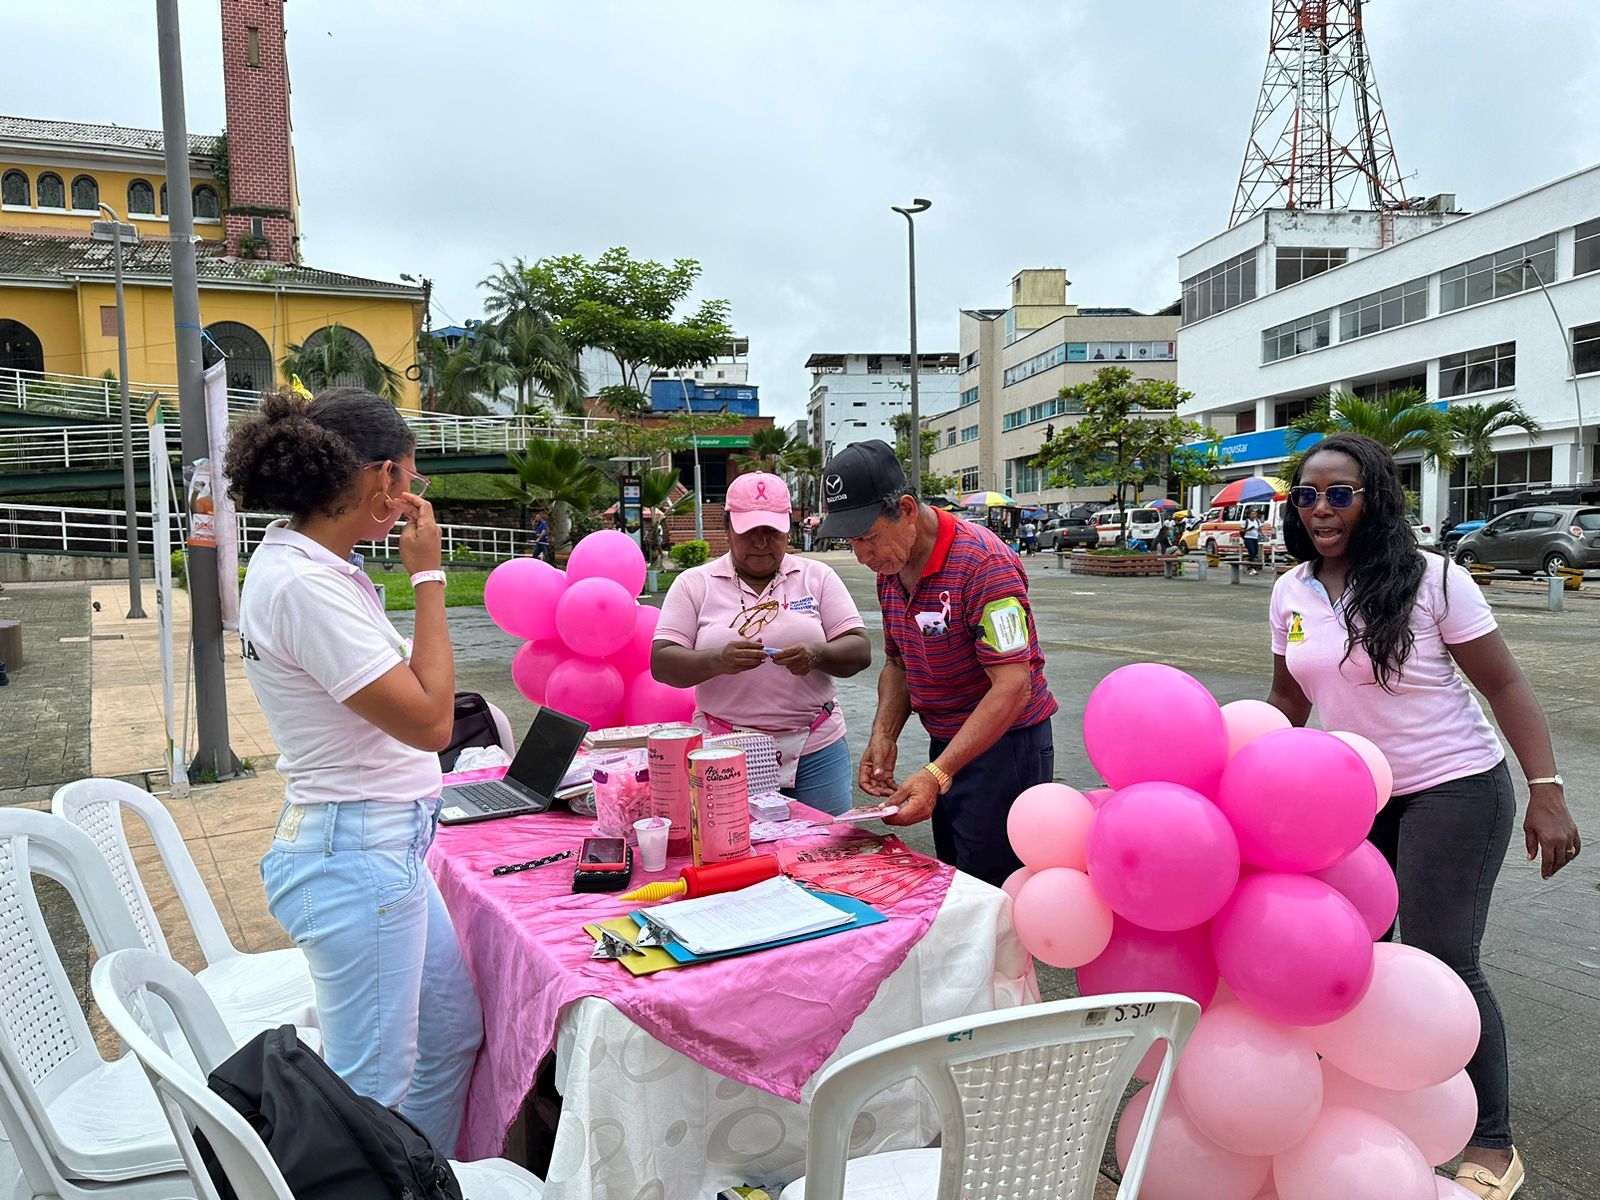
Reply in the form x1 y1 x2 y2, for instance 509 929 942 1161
645 875 853 955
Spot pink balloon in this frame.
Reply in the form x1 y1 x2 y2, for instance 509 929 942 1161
606 604 662 680
1084 787 1115 809
1085 782 1240 931
1006 783 1096 872
1012 868 1114 968
1220 699 1291 757
1435 1177 1480 1199
1175 1003 1323 1157
1077 917 1220 1009
1083 664 1229 796
1115 1085 1272 1200
555 577 638 658
1132 1043 1167 1083
566 529 647 597
1210 873 1374 1026
484 557 566 641
1310 841 1398 941
1272 1107 1436 1200
510 638 565 705
1214 727 1376 872
1309 943 1481 1092
544 656 624 729
1001 867 1034 902
621 671 696 726
1330 730 1395 812
1321 1063 1477 1167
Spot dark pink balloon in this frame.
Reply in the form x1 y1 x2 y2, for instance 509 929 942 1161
1076 916 1220 1008
510 638 565 705
1311 841 1399 940
621 671 696 726
1214 727 1376 872
1086 782 1240 931
484 557 566 641
606 604 662 681
1083 664 1229 795
544 656 624 728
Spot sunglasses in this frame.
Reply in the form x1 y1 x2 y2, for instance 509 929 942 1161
365 460 431 498
1288 485 1364 510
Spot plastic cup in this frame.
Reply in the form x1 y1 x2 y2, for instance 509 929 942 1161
633 817 670 872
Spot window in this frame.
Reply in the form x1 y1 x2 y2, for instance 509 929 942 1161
1574 322 1600 376
1181 250 1257 324
1577 219 1600 277
958 467 981 492
193 185 220 219
1261 310 1331 363
1009 458 1048 494
70 175 99 211
1002 342 1067 387
1524 510 1561 531
127 179 155 215
1275 246 1347 288
1440 344 1515 397
1066 341 1176 362
1439 233 1557 311
946 429 957 447
961 350 980 371
1339 277 1427 341
1445 447 1553 523
959 386 979 407
1353 373 1427 403
1 170 28 206
202 321 273 394
247 26 262 66
160 183 168 215
960 425 979 444
37 172 65 209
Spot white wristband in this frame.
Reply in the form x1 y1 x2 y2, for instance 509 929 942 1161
409 570 447 588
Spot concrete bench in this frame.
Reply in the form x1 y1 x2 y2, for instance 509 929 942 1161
0 618 21 670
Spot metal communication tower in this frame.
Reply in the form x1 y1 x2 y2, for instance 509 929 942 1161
1230 0 1408 226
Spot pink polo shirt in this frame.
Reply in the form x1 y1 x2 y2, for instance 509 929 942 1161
654 552 865 753
1270 554 1504 796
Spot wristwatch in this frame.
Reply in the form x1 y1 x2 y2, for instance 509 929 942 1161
1526 775 1564 788
921 762 953 794
409 570 447 588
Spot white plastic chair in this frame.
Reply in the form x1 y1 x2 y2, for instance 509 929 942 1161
780 992 1200 1200
52 778 319 1045
0 807 192 1199
91 948 543 1200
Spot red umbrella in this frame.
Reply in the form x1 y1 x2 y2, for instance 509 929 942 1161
1212 476 1286 506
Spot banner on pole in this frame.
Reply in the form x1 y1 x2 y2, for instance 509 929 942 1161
203 362 241 630
147 403 189 796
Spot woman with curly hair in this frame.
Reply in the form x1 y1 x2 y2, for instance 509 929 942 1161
225 387 480 1150
1266 433 1580 1198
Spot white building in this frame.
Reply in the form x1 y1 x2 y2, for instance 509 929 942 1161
579 336 751 393
1178 166 1600 527
806 352 960 460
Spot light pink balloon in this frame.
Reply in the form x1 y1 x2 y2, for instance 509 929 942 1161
555 576 638 658
1001 866 1034 902
1272 1106 1436 1200
1210 873 1374 1026
1435 1177 1480 1199
1310 841 1398 941
1220 699 1291 757
484 557 566 641
1077 917 1220 1009
621 671 696 726
1330 730 1395 811
1321 1063 1477 1167
1084 786 1115 809
1115 1085 1272 1200
1083 664 1229 796
544 656 624 729
1309 943 1481 1092
1086 782 1240 931
1132 1043 1167 1083
1214 727 1376 872
606 605 661 681
1175 1003 1323 1157
566 529 647 597
1012 868 1114 968
1006 782 1096 872
510 638 565 705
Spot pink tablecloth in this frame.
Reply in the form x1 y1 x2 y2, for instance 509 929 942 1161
427 808 953 1160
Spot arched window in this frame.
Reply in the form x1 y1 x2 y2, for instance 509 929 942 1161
0 319 46 379
298 325 378 389
192 185 220 220
127 179 155 215
1 170 28 207
37 173 65 209
71 174 99 211
203 321 272 396
159 183 168 215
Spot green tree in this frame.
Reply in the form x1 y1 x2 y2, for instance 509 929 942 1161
497 437 608 554
733 426 799 473
787 442 824 515
1285 388 1457 480
889 413 959 498
1449 398 1542 520
640 467 688 513
280 324 402 403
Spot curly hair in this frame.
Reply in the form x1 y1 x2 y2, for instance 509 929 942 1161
223 386 414 519
1282 432 1425 690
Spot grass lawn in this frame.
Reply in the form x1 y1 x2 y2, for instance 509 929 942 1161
366 566 684 612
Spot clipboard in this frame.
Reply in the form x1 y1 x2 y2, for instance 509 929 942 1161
632 889 886 964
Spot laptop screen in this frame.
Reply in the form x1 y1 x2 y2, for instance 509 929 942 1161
505 707 589 798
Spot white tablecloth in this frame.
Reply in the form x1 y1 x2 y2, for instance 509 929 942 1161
541 872 1037 1199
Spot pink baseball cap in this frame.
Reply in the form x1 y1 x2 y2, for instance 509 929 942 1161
725 472 792 534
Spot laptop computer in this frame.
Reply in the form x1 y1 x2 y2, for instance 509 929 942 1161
438 706 590 825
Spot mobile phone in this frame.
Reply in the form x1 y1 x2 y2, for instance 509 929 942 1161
577 837 630 872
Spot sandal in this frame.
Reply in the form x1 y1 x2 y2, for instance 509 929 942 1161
1453 1147 1524 1199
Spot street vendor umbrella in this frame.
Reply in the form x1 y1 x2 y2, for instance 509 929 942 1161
1211 476 1286 506
963 491 1017 508
1021 506 1049 519
1146 498 1179 511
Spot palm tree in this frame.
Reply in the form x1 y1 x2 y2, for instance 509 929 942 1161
733 426 798 473
497 436 608 555
435 334 510 417
787 443 824 515
495 310 587 415
1449 399 1542 520
640 467 687 514
480 257 545 323
280 324 402 403
1285 388 1456 479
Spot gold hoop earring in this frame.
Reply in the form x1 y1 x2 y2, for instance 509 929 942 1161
370 493 393 522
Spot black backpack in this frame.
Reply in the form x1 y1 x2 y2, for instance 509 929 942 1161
440 691 501 772
201 1024 463 1200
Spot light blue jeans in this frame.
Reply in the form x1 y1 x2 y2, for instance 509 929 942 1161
782 735 854 815
260 799 483 1152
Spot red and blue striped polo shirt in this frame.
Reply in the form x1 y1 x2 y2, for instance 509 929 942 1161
878 508 1057 740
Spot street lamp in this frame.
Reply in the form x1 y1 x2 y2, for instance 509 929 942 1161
91 203 146 618
679 376 705 541
891 197 932 497
1522 257 1587 485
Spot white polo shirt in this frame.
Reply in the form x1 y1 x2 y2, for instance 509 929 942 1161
238 521 442 806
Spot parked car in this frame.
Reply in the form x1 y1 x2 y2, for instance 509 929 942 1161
1453 505 1600 574
1039 515 1098 551
1444 486 1600 553
1408 518 1438 549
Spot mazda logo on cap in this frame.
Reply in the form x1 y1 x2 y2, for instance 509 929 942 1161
824 473 845 499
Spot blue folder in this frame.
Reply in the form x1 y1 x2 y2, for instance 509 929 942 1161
630 890 887 965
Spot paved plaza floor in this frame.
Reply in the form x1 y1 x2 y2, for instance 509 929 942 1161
2 552 1596 1196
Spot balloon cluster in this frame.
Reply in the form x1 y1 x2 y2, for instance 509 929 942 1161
1005 664 1482 1200
484 531 696 729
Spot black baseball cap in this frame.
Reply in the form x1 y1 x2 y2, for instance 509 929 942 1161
817 440 909 539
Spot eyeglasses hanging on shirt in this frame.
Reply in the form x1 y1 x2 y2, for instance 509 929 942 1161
730 598 781 639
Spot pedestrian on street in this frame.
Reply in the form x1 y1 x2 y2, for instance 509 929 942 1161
817 440 1058 887
1265 433 1580 1200
531 510 551 562
1241 511 1263 574
1022 520 1038 556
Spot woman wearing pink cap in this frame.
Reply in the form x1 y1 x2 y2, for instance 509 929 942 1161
651 471 872 814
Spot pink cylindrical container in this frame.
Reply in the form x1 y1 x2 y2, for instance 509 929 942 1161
688 746 751 866
648 725 702 857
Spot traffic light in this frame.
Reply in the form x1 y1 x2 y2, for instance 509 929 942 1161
1045 423 1055 441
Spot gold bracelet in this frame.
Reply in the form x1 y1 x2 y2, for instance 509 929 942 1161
921 762 953 794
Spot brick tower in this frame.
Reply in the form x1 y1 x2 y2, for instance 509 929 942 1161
219 0 300 263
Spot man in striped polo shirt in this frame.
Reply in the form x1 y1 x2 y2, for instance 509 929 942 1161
817 441 1057 887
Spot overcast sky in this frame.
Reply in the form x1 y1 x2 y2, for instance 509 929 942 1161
11 2 1600 426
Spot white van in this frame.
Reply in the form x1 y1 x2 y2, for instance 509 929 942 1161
1190 498 1289 559
1093 506 1165 547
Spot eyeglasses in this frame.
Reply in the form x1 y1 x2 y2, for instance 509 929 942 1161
730 599 780 639
365 460 431 498
1288 485 1364 510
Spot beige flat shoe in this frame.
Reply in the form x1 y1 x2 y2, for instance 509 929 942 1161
1454 1147 1525 1199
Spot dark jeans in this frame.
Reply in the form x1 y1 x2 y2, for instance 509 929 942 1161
1368 759 1515 1150
928 720 1054 889
1242 535 1261 567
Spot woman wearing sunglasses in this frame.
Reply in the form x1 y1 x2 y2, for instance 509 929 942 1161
1267 433 1579 1199
652 472 872 814
225 387 481 1152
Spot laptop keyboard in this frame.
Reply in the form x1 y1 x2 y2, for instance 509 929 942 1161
452 782 531 812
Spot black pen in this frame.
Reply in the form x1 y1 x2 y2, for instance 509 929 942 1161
491 850 572 876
